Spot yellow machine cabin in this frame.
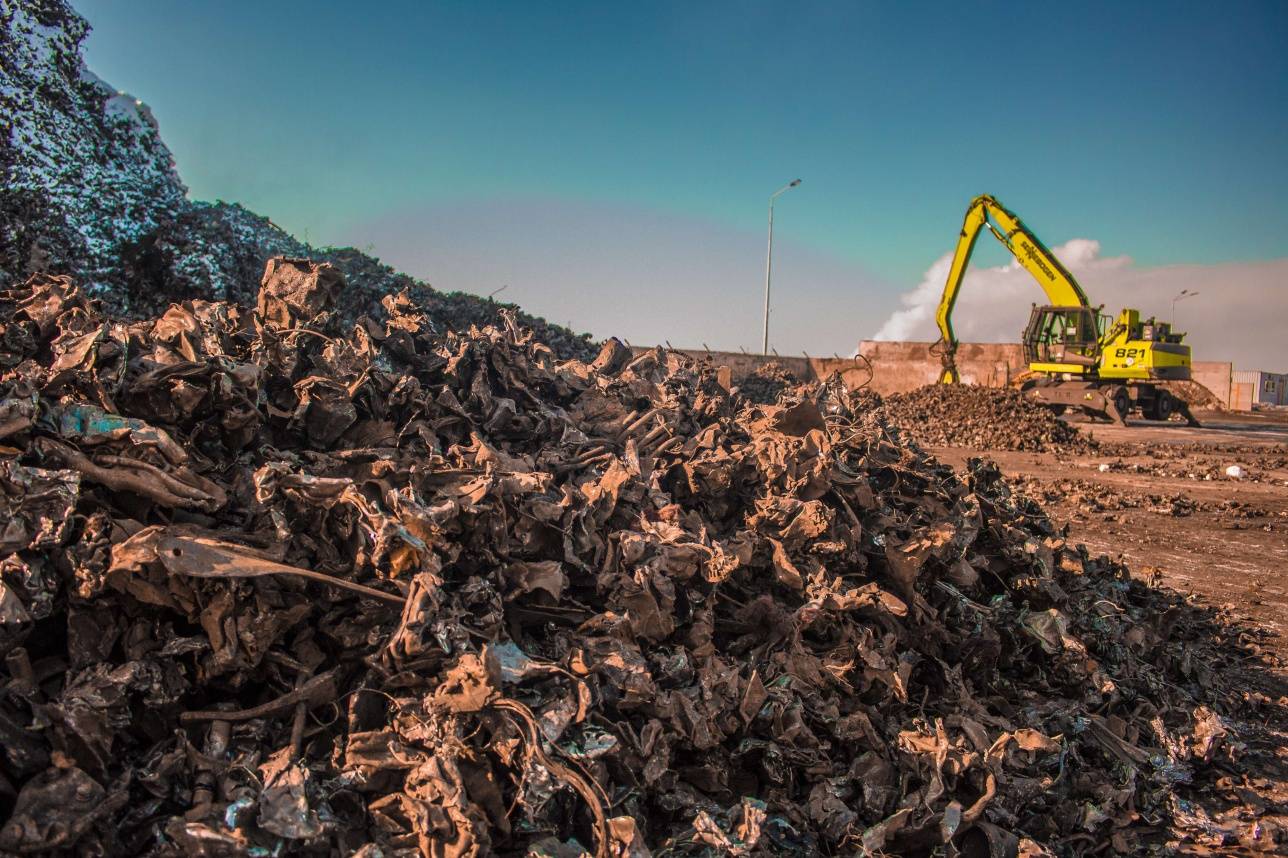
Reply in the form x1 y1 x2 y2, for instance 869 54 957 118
933 195 1197 424
1025 306 1192 379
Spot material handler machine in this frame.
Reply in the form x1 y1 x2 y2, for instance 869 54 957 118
933 194 1198 425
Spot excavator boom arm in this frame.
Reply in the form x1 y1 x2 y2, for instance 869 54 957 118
934 195 1092 381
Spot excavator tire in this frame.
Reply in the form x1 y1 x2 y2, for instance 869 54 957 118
1148 391 1169 419
1141 388 1176 422
1108 387 1131 425
1157 391 1175 421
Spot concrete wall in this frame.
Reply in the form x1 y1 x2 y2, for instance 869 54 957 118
847 344 1234 405
1192 361 1233 407
633 347 878 393
637 342 1028 393
635 348 812 381
850 341 1028 396
636 342 1234 406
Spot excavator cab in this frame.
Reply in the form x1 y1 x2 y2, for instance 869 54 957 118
1022 304 1101 373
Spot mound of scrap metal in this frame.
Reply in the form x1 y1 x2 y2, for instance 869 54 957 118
736 362 804 405
1162 379 1225 412
880 385 1092 453
0 260 1266 856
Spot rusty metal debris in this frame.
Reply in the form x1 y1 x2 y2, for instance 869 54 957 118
1160 380 1225 412
737 362 804 406
0 261 1282 855
878 385 1094 453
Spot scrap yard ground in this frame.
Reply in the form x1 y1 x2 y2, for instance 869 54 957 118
7 2 1288 851
935 408 1288 825
933 410 1288 659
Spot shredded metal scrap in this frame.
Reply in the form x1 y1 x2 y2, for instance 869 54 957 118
880 385 1093 453
0 262 1281 856
737 362 803 406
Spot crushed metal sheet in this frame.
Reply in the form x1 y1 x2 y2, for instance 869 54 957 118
0 264 1282 856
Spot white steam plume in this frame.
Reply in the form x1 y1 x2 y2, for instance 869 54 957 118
872 239 1288 370
873 239 1129 342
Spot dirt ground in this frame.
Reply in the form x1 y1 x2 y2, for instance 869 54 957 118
933 408 1288 844
932 404 1288 839
932 409 1288 659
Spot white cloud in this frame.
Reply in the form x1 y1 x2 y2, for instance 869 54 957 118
341 199 1285 371
873 239 1288 371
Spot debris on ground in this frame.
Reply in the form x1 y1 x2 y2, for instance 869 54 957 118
1015 477 1212 520
1163 379 1226 412
879 384 1092 452
1093 441 1288 485
736 362 803 405
1227 465 1248 479
0 262 1281 856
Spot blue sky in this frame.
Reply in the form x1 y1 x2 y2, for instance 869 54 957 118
75 1 1288 355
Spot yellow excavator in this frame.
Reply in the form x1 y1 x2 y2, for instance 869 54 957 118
933 194 1198 425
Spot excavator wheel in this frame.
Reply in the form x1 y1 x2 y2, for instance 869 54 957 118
1156 391 1175 421
1141 389 1176 422
1107 387 1131 425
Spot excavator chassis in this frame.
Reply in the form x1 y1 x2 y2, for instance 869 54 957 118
1020 379 1200 427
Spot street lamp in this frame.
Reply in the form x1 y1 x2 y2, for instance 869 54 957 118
762 178 802 354
1172 289 1198 324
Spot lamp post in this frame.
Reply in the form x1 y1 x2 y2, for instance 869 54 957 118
762 178 801 354
1171 289 1198 324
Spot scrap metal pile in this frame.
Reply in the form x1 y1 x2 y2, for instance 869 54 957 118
1160 380 1224 412
0 259 1272 855
880 385 1093 453
736 362 804 406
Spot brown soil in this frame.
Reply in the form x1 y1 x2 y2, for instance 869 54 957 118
932 409 1288 846
932 410 1288 657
